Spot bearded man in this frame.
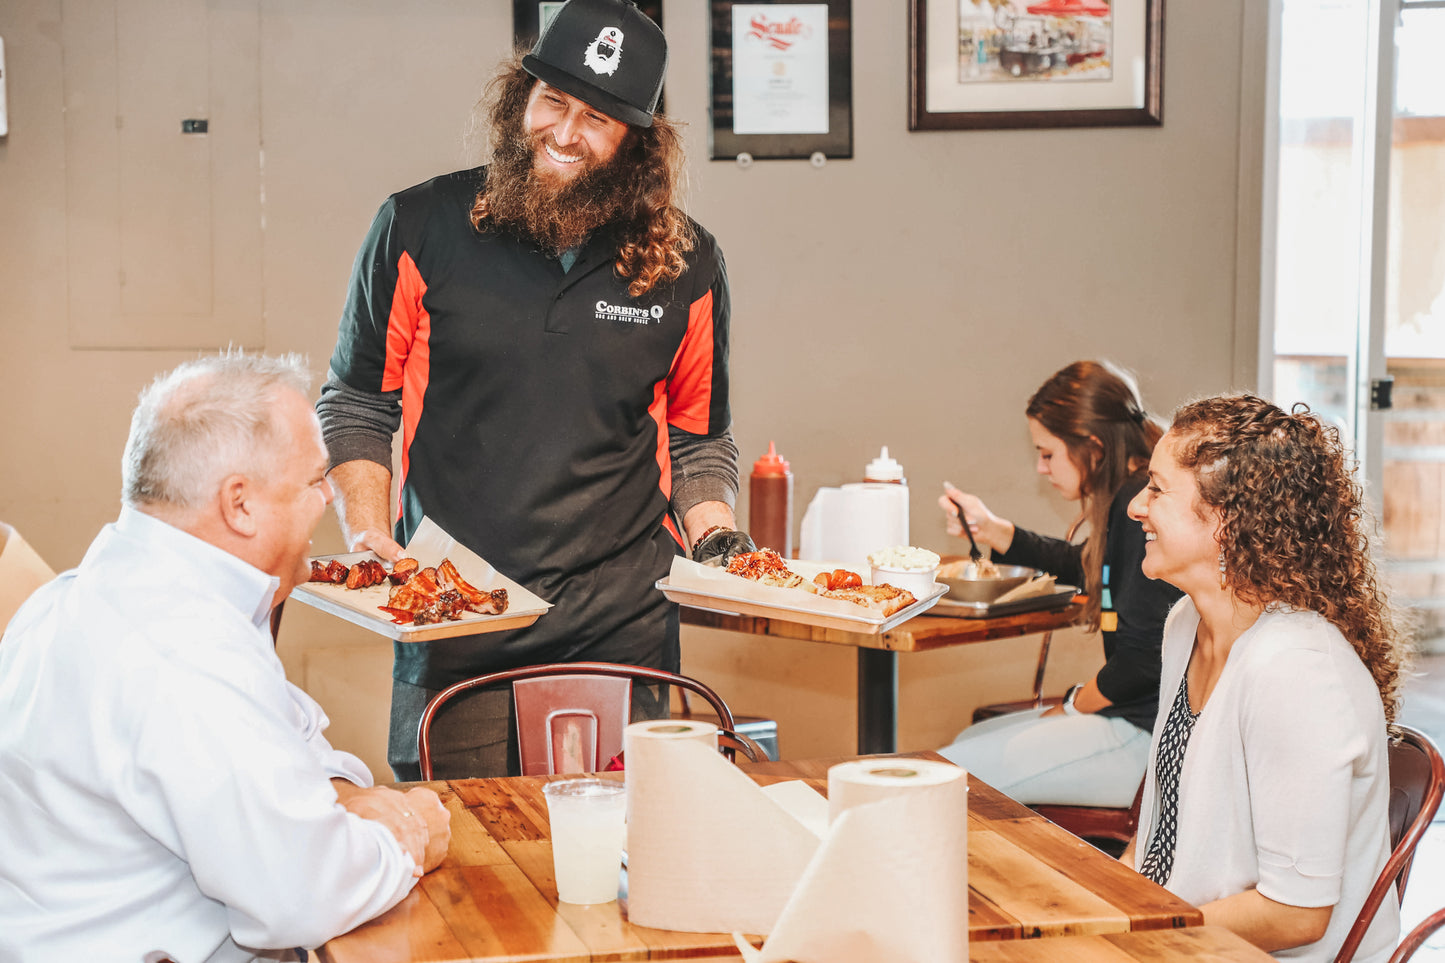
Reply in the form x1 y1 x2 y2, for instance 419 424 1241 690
317 0 752 780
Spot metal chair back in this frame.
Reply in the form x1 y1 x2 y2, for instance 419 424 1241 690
1334 724 1445 963
417 661 749 779
1388 905 1445 963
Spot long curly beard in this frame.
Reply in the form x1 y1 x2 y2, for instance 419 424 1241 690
479 106 634 256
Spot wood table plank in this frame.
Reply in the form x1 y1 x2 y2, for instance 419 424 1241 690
969 831 1130 938
439 783 517 868
315 886 473 963
986 818 1198 932
968 926 1274 961
421 865 590 963
681 602 1084 653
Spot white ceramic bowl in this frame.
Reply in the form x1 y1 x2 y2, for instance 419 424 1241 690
869 563 939 599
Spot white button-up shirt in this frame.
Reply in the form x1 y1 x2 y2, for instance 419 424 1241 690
0 508 417 963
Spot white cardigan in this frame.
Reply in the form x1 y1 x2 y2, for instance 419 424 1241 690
1134 602 1398 963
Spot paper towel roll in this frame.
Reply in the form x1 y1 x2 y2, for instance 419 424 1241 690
749 758 970 963
827 758 966 822
624 720 821 935
627 718 719 745
798 486 909 572
623 720 717 823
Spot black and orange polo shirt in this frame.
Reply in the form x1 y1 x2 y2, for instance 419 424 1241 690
321 167 733 688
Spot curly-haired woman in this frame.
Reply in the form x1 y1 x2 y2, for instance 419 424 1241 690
937 361 1182 807
1124 395 1407 961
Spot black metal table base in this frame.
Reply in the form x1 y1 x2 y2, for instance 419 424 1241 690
856 647 898 754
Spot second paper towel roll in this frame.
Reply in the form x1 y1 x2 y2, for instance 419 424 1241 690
624 720 822 935
750 758 970 963
828 758 967 819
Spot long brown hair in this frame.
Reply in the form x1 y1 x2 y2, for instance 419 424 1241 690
470 60 694 298
1026 361 1165 630
1169 395 1407 723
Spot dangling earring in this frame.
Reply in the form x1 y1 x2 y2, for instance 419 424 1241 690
1218 552 1228 590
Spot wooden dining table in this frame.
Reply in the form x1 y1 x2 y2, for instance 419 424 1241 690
609 927 1273 962
318 753 1199 963
628 926 1272 961
681 599 1085 755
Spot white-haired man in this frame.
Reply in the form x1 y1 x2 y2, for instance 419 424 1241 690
0 353 450 963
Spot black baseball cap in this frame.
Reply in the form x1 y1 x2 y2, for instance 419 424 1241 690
522 0 667 128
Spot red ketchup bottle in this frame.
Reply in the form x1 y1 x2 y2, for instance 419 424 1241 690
749 441 793 558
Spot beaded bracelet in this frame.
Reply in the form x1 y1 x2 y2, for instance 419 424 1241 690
692 524 729 552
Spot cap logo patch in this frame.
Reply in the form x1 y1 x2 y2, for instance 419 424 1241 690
584 26 623 76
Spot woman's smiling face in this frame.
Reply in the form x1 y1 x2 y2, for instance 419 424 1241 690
1127 431 1223 592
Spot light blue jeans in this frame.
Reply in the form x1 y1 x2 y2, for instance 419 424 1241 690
938 706 1150 807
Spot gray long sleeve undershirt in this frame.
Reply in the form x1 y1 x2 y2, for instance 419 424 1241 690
315 375 738 522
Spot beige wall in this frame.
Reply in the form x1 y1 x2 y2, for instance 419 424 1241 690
0 0 1263 776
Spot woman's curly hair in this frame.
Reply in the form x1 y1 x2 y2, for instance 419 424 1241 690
1169 394 1408 723
1027 360 1164 630
471 60 694 298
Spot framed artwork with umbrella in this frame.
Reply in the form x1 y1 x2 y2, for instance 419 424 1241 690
908 0 1163 130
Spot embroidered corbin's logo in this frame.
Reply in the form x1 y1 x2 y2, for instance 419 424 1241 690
584 27 623 76
595 300 664 325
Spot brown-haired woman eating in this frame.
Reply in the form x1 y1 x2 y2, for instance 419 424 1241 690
939 361 1182 807
1124 394 1406 961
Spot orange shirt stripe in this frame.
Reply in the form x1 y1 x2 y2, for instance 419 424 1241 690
381 251 432 514
666 289 714 434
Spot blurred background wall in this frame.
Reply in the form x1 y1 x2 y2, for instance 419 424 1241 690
0 0 1262 775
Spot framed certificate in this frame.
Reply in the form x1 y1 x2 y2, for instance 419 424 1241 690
710 0 853 161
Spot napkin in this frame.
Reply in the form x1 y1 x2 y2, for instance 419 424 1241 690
0 523 55 631
666 556 913 622
403 516 552 613
992 573 1058 605
737 758 970 963
625 720 823 934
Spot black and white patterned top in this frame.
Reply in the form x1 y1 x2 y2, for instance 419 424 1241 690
1139 672 1200 885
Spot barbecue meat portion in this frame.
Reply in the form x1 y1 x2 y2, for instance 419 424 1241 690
725 550 916 616
308 559 350 584
381 560 509 624
345 559 388 590
815 583 917 617
725 549 806 589
388 557 420 585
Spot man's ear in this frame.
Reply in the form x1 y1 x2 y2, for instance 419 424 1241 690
218 474 257 537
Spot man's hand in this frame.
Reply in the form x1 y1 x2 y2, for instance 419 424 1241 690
328 460 404 562
405 787 452 872
333 781 449 876
346 527 404 562
691 528 757 566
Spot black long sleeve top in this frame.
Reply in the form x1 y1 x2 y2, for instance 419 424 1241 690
995 475 1182 732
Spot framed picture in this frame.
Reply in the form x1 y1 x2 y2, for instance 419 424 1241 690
908 0 1163 131
710 1 853 161
512 1 664 50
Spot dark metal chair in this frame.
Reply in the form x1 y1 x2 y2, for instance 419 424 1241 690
1034 774 1147 848
1334 724 1445 963
416 661 761 779
673 688 779 761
